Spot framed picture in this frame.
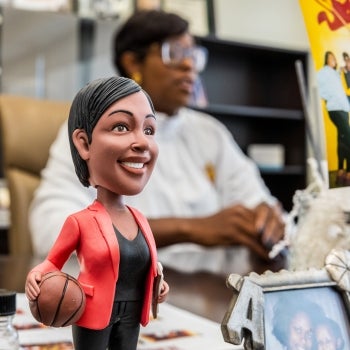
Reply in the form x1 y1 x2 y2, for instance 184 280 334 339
134 0 215 36
221 248 350 350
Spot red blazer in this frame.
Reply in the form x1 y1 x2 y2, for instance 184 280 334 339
30 200 158 330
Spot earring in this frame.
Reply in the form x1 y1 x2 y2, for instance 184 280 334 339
132 72 142 85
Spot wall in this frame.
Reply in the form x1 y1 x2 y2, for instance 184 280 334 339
0 0 312 102
215 0 309 50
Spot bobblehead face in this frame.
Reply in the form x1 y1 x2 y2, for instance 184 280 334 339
72 90 158 196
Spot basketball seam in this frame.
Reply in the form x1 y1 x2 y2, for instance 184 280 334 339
36 273 59 324
62 277 85 327
36 299 43 323
50 273 69 327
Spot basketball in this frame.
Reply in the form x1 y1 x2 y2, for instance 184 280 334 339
29 271 86 327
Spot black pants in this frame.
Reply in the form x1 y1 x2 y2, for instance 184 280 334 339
328 110 350 171
72 301 142 350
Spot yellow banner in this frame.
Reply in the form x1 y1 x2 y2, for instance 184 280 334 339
300 0 350 188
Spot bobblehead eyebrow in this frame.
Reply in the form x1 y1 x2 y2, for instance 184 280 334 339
68 77 144 135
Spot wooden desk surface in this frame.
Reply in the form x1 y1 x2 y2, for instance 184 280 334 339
0 252 285 324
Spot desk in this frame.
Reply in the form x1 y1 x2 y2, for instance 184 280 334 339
0 251 285 324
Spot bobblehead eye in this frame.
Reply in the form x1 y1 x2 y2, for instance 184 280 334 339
144 126 155 135
113 124 128 132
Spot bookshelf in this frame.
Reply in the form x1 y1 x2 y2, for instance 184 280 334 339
195 36 308 211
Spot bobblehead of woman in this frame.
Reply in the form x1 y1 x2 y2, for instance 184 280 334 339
25 76 169 350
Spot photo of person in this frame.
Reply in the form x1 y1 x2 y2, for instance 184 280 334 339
315 316 345 350
340 52 350 104
264 287 350 350
270 292 324 349
317 50 350 187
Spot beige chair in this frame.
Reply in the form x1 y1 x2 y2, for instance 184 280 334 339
0 95 71 255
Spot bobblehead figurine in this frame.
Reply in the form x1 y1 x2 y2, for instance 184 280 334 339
25 76 169 350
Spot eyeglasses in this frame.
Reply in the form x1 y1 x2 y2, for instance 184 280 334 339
160 41 208 72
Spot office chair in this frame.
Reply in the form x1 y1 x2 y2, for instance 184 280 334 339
0 95 70 255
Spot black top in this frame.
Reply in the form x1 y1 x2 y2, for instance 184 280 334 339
114 227 151 301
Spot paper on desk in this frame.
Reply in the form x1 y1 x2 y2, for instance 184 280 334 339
15 294 241 350
15 294 73 349
139 303 240 350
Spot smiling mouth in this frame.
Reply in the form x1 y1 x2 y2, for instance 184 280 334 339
121 162 144 169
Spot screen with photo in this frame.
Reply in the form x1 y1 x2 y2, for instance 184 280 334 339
264 287 350 350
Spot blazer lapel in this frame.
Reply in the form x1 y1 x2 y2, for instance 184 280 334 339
88 200 120 279
127 206 157 276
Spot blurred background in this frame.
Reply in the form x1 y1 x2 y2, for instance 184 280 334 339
0 0 310 101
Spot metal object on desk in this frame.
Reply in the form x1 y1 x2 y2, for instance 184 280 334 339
221 249 350 350
0 179 10 254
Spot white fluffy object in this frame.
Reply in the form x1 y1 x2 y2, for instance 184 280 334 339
271 158 350 270
288 191 350 270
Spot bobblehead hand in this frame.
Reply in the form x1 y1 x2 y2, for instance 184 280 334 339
25 271 42 301
152 262 169 318
158 280 170 303
151 280 169 319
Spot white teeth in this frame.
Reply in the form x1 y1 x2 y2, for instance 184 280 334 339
122 162 144 169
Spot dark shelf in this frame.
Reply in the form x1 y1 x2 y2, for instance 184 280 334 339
196 35 308 211
197 34 308 57
197 36 308 111
195 104 304 120
259 165 305 175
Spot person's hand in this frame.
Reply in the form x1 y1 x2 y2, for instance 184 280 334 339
189 203 285 260
253 202 285 251
25 271 42 301
149 202 285 260
157 280 169 303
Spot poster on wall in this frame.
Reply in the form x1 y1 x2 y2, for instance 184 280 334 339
299 1 350 188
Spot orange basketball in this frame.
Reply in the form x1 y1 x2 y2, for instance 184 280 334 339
29 271 86 327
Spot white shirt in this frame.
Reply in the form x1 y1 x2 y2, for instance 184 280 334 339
317 65 350 112
29 107 275 274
